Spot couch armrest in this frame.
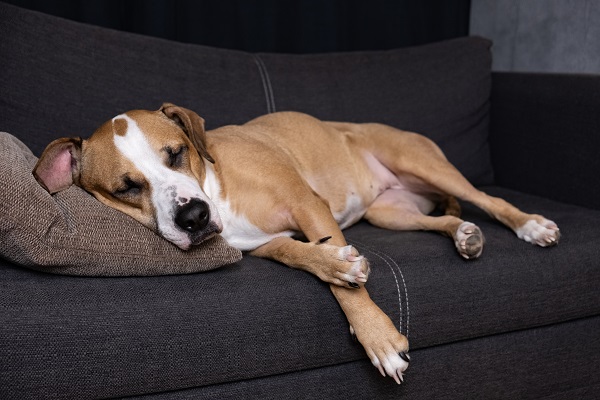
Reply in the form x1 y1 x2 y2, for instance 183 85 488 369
489 72 600 210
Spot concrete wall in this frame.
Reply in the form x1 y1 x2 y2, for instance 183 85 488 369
470 0 600 73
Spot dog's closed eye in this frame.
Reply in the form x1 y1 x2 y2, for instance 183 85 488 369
165 145 187 169
114 177 144 198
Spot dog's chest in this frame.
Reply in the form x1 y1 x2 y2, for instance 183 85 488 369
216 201 294 251
203 165 293 251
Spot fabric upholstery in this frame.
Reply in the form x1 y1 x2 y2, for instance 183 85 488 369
127 317 600 400
347 187 600 347
0 132 241 276
490 72 600 210
1 187 598 398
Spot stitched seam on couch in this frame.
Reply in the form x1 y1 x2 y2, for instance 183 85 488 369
253 55 276 114
348 238 410 338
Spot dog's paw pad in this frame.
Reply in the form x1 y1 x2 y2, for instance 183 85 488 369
516 218 560 247
455 222 484 259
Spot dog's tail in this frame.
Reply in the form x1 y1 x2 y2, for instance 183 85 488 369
442 195 461 218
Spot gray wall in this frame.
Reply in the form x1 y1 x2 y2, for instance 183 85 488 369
470 0 600 73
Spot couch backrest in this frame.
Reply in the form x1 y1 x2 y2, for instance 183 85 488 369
0 2 493 185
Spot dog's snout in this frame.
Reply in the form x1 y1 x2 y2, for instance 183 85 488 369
175 199 210 233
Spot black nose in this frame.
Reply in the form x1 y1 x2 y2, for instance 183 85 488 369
175 199 210 233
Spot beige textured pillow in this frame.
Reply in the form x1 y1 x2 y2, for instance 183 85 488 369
0 132 242 276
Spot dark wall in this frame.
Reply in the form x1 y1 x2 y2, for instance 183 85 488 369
3 0 471 53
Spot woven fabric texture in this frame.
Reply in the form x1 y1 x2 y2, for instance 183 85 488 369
1 186 599 398
0 132 241 276
490 72 600 210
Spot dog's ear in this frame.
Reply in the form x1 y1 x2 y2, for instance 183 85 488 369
160 103 215 164
33 137 83 194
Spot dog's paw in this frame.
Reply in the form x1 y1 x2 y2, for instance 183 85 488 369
350 317 410 384
313 241 370 288
516 217 560 247
454 221 485 259
370 349 410 384
335 244 370 286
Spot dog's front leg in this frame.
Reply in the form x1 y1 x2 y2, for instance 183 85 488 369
331 284 410 384
251 236 369 288
252 237 410 383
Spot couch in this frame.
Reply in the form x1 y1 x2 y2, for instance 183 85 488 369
1 2 599 399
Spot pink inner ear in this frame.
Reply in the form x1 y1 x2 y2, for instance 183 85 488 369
37 147 74 193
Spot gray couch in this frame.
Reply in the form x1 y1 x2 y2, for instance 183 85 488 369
1 2 599 399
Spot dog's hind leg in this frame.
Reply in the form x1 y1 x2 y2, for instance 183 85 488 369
356 124 560 247
365 189 485 259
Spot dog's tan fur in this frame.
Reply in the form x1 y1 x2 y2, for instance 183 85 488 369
34 104 560 383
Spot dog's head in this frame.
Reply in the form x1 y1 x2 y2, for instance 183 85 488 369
33 103 223 250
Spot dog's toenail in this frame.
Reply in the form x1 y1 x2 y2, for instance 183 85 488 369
317 236 332 244
348 282 359 289
399 352 410 363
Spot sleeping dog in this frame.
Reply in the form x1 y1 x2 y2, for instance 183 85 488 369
34 103 560 383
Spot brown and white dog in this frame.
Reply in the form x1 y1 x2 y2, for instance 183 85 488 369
33 103 560 384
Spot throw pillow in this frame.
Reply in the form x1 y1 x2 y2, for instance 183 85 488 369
0 132 242 276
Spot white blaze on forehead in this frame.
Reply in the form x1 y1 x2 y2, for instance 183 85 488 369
112 115 171 185
111 114 221 248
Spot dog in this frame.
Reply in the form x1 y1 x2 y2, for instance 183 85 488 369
33 103 560 384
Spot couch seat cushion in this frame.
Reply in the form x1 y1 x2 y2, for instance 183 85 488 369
346 186 600 348
1 187 598 398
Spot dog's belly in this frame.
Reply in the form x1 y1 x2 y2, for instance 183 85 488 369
306 151 437 231
341 151 436 217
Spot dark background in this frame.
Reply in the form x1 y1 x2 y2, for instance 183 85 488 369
3 0 471 53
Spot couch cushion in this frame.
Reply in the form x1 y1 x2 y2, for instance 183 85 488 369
1 187 598 398
0 132 241 276
347 186 600 347
490 72 600 210
0 2 493 185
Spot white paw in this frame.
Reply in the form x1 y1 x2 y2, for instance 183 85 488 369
350 313 410 384
455 221 485 259
335 245 370 285
516 218 560 247
314 240 370 287
369 350 410 384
